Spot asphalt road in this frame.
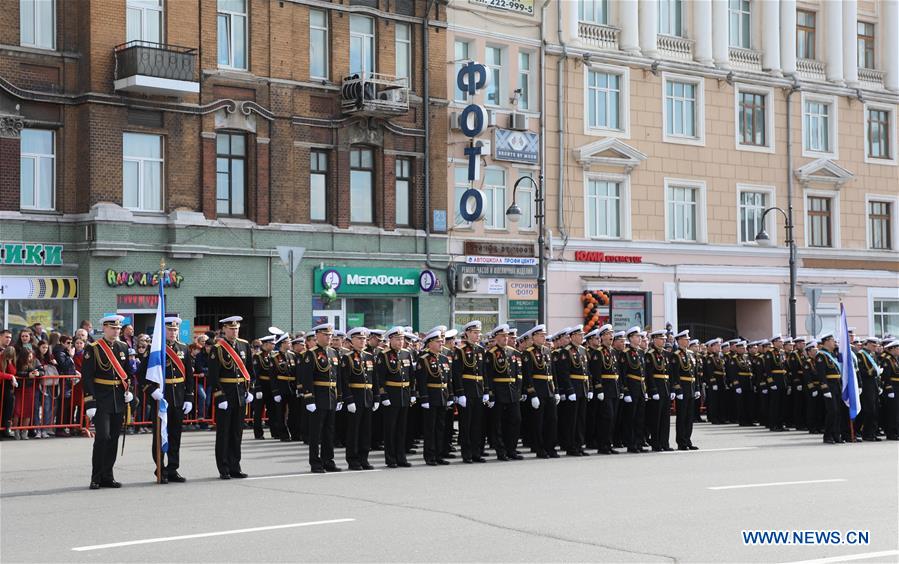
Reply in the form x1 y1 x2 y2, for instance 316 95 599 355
1 421 897 563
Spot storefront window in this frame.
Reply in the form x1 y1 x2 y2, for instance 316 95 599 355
453 297 499 330
346 298 412 331
4 299 75 335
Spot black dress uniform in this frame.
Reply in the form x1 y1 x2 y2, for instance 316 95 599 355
816 348 843 444
208 336 253 478
787 347 807 430
645 346 671 451
855 347 880 441
274 348 300 441
82 335 135 487
300 342 341 472
376 346 414 467
671 348 697 449
880 349 898 440
704 351 726 424
140 337 194 482
452 340 487 463
589 344 620 454
523 342 558 458
556 342 591 456
251 347 277 439
620 345 646 453
416 348 452 465
764 346 788 431
802 350 823 433
484 344 521 460
340 347 376 469
728 351 754 426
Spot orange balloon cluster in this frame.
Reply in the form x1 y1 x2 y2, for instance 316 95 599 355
581 290 610 332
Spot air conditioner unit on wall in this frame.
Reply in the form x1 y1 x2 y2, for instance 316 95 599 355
450 112 461 130
510 112 528 131
457 272 479 293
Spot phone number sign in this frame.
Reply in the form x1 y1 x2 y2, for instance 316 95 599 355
471 0 534 15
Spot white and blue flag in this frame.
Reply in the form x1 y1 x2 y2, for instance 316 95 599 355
145 280 168 453
840 303 861 421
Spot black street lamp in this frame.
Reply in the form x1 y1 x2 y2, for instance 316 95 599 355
507 175 545 325
756 207 797 338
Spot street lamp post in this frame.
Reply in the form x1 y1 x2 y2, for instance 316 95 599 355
755 207 797 338
506 175 545 325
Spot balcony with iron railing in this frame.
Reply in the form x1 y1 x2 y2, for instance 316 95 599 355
578 21 620 51
728 46 762 72
340 73 409 116
657 34 694 62
113 41 199 96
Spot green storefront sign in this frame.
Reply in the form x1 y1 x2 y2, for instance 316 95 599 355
313 267 421 295
509 299 538 319
1 243 63 266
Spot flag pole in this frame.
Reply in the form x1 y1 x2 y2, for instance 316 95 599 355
156 258 165 484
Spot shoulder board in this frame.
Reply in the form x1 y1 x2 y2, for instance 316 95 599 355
526 346 535 352
237 338 249 344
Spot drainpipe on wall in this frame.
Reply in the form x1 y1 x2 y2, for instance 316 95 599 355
556 1 569 243
422 0 447 272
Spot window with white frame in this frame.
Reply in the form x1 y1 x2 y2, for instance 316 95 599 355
217 0 247 70
20 129 54 211
806 195 833 248
868 200 893 250
873 298 899 337
395 23 411 81
586 179 621 239
350 147 374 224
453 40 470 102
857 21 874 70
349 15 375 76
797 10 816 60
579 0 609 24
395 158 411 227
587 70 621 131
485 46 503 106
310 150 328 222
803 97 834 155
664 76 703 143
20 0 55 50
127 0 163 44
738 91 766 147
738 189 768 243
515 170 535 230
658 0 682 36
483 168 506 229
453 297 500 333
310 9 329 79
454 165 470 226
123 132 163 212
728 0 750 48
666 183 701 242
518 52 531 110
866 107 892 161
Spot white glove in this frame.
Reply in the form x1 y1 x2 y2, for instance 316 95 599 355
448 398 455 406
587 392 594 400
409 396 416 406
255 391 263 400
762 389 768 395
712 385 718 391
347 403 357 414
652 393 660 401
693 391 700 399
124 391 134 403
675 393 683 400
487 401 495 408
482 394 490 403
618 393 624 399
306 403 317 413
85 407 96 419
273 394 282 403
553 394 561 405
786 387 792 396
456 396 466 409
669 393 675 401
421 402 430 410
568 393 576 402
823 392 832 399
218 400 229 410
530 397 540 410
182 401 193 415
598 392 604 401
888 392 895 399
336 402 343 411
245 392 253 403
812 390 818 397
372 402 380 412
151 388 163 401
623 395 633 403
382 398 392 408
520 395 528 402
736 388 742 395
796 385 803 391
770 385 777 391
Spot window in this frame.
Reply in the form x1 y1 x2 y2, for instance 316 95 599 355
663 75 704 143
586 179 621 238
873 299 899 337
658 0 682 36
395 23 411 81
807 196 832 248
123 133 163 212
738 190 768 243
126 0 163 44
803 98 832 154
310 150 328 222
579 0 608 24
454 166 469 226
19 129 54 211
587 70 621 131
869 201 892 250
857 22 874 70
738 91 766 147
666 183 702 242
515 170 535 230
215 133 245 216
797 10 815 59
867 108 891 160
310 9 329 79
485 46 502 106
20 0 54 49
453 297 500 332
483 168 506 229
349 15 375 76
453 41 470 102
395 158 411 227
217 0 247 69
518 52 531 110
350 147 374 224
728 0 751 48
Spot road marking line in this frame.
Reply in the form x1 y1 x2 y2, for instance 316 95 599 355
72 518 355 551
780 549 899 564
659 447 759 454
246 469 383 481
708 478 846 491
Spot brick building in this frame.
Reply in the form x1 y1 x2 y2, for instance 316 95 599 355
0 0 452 337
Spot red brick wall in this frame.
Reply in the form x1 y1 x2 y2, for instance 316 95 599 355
0 136 20 211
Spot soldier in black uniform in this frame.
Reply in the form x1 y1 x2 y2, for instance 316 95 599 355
619 327 646 453
140 316 194 483
646 330 672 452
272 333 300 441
703 339 725 424
882 340 899 440
788 336 807 430
558 326 591 456
671 330 698 450
815 333 843 444
208 316 254 480
416 329 452 466
765 335 789 432
855 337 882 441
522 325 559 458
588 325 620 455
83 315 136 489
290 334 308 442
340 327 377 470
484 324 522 461
728 341 754 426
452 320 488 463
251 335 277 439
300 323 341 473
376 326 415 468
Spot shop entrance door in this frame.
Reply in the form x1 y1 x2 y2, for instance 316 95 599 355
196 297 257 337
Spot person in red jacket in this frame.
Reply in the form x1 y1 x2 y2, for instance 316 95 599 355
1 343 19 439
